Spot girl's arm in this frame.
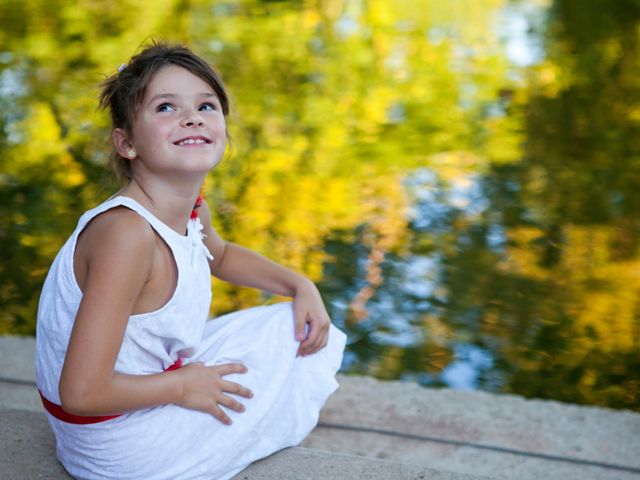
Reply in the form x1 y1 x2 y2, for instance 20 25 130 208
198 201 331 357
58 209 251 424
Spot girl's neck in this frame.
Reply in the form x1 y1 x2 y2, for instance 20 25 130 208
118 179 202 235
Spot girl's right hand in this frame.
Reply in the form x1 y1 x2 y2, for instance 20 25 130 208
176 362 253 425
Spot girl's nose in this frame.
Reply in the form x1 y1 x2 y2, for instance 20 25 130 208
182 109 204 127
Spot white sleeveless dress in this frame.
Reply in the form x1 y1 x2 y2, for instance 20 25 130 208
35 196 347 480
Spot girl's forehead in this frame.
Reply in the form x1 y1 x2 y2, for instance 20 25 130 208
145 65 216 97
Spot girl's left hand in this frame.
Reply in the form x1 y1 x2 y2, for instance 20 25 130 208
292 279 331 357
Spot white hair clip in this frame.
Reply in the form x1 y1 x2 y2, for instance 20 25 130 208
118 63 127 72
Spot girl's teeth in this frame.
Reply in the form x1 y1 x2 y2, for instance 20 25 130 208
179 139 205 145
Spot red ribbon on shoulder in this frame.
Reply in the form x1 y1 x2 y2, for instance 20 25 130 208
39 358 183 425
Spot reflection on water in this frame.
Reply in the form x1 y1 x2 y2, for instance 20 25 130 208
1 0 638 410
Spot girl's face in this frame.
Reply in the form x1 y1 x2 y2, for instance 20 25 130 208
129 65 226 178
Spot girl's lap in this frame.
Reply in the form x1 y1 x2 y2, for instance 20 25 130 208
54 302 346 479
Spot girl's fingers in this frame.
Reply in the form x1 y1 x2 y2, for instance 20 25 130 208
209 402 232 425
213 363 248 375
221 380 253 399
298 318 329 356
293 305 308 342
296 317 317 356
217 394 246 413
301 333 327 356
305 317 317 340
315 330 328 349
179 363 253 419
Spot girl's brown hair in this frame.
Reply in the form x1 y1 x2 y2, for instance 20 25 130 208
99 41 230 182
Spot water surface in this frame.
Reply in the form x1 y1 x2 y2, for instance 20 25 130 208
1 0 638 410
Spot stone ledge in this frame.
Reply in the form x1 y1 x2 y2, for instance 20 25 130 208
0 408 488 480
2 335 639 480
0 408 68 480
236 446 492 480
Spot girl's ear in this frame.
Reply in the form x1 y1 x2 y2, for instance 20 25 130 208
112 128 136 159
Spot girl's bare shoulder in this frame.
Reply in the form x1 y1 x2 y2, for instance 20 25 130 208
76 206 156 264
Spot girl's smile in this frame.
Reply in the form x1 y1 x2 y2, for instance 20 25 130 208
174 136 212 146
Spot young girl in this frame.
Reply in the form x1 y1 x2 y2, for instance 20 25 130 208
35 42 347 480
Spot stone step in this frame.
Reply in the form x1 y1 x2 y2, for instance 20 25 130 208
2 335 639 480
0 408 491 480
303 376 640 480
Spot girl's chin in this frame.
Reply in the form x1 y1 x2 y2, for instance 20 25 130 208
177 156 223 172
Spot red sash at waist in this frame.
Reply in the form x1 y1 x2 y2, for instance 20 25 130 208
39 358 183 425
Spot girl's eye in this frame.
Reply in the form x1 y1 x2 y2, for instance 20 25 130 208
157 103 175 112
199 102 217 111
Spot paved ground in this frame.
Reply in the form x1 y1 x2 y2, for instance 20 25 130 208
1 335 639 479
